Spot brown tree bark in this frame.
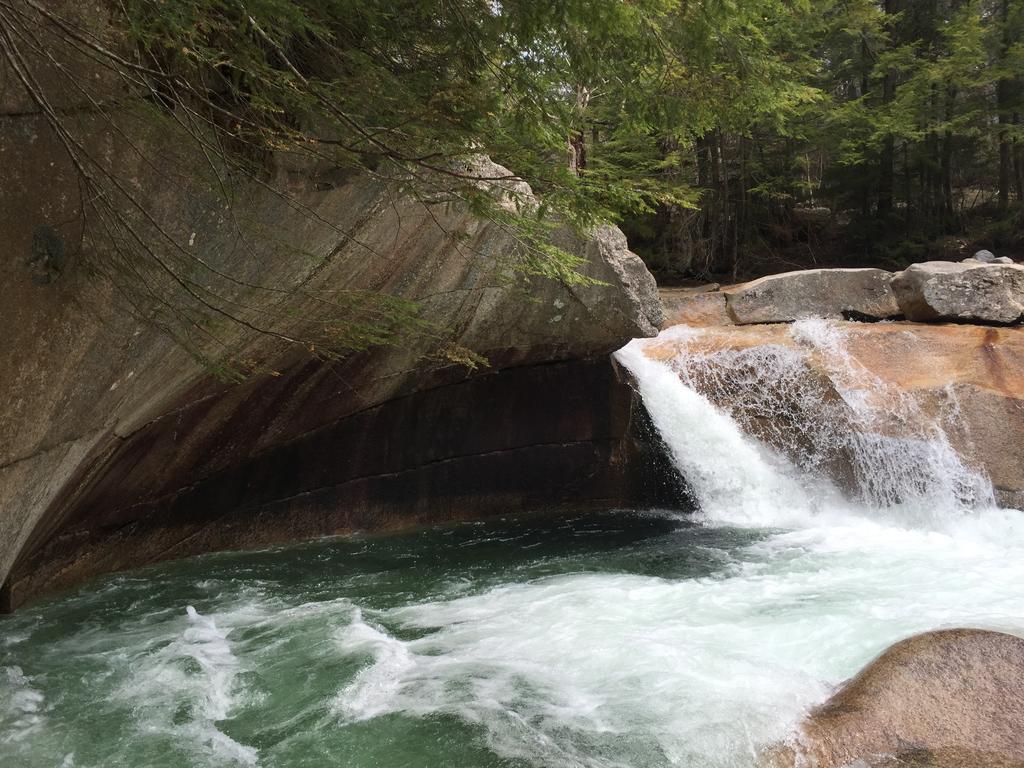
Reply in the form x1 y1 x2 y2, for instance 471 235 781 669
941 85 957 226
998 0 1012 212
877 0 897 217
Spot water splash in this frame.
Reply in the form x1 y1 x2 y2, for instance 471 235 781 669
116 605 258 766
0 666 46 745
4 508 1024 768
792 319 993 516
616 320 996 527
332 608 416 721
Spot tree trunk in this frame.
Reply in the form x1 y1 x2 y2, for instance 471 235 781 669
696 135 710 189
942 85 957 227
1014 108 1024 201
904 141 913 227
878 0 897 217
710 129 724 271
998 0 1012 212
859 35 872 220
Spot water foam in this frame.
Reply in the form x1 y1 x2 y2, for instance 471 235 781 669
117 605 258 766
332 608 417 721
614 333 837 527
792 318 993 516
5 509 1024 768
0 665 46 745
324 505 1024 768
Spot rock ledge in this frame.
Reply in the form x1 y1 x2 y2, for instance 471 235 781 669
659 261 1024 328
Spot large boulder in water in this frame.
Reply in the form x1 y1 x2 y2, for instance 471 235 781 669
724 268 900 324
892 262 1024 324
768 629 1024 768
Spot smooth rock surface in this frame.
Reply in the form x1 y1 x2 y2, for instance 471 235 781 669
892 261 1024 324
767 629 1024 768
724 268 899 324
8 357 684 608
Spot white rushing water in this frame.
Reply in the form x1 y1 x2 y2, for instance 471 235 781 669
615 320 995 526
115 605 258 765
0 666 46 746
330 525 1024 767
4 320 1024 768
307 322 1024 767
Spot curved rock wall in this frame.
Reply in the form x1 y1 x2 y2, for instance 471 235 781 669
7 356 683 609
1 68 665 608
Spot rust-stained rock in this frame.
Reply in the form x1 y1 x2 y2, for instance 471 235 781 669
660 287 733 328
642 322 1024 507
766 629 1024 768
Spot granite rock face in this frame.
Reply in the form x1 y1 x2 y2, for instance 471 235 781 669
767 629 1024 768
8 357 685 608
724 268 900 324
1 68 663 608
892 261 1024 324
665 263 1024 328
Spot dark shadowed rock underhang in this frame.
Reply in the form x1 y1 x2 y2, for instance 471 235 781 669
6 355 685 611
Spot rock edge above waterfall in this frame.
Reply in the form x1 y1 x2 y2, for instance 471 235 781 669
662 260 1024 328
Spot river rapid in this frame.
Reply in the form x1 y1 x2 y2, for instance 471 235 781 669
3 322 1023 768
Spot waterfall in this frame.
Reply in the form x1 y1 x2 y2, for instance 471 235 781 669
615 320 996 528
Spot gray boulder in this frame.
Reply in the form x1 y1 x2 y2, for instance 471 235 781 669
765 629 1024 768
892 261 1024 324
724 268 899 324
965 252 1015 266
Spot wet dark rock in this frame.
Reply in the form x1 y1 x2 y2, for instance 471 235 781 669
6 356 685 610
27 225 66 283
